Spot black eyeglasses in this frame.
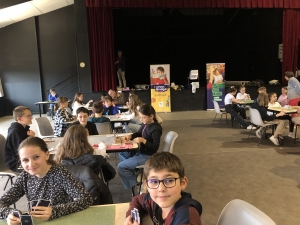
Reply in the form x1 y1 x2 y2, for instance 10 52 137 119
146 177 180 189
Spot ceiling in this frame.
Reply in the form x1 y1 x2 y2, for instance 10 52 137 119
0 0 74 28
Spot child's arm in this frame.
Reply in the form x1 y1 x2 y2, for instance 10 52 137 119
125 194 148 222
112 106 119 115
231 96 241 104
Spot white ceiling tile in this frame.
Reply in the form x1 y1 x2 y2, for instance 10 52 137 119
31 0 69 14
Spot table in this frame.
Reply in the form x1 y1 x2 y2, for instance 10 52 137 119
268 106 298 114
35 101 57 117
238 99 254 105
0 203 152 225
45 134 138 154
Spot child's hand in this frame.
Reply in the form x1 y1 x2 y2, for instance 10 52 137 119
30 206 52 220
89 100 93 104
124 135 132 141
278 111 286 116
134 137 146 144
124 215 139 225
27 130 35 137
7 213 21 225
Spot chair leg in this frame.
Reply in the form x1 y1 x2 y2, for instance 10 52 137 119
294 126 298 144
258 127 267 146
247 127 253 140
218 114 223 127
3 177 9 191
212 114 217 125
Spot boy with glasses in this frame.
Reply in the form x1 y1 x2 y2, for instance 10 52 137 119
5 106 35 171
124 152 203 225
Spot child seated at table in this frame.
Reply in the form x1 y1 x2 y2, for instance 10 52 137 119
118 104 162 190
224 86 254 129
253 93 286 145
89 102 111 123
54 125 115 204
54 96 76 137
72 107 98 135
2 137 93 223
268 92 294 138
48 88 59 119
103 96 118 115
72 92 93 116
5 106 35 172
124 152 203 225
277 86 288 107
236 85 251 100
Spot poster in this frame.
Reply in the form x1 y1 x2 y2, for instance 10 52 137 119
150 64 171 113
206 63 225 110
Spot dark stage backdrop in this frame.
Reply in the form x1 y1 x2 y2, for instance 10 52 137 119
113 8 283 88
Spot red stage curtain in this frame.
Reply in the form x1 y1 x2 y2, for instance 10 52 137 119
86 0 300 9
282 9 300 83
87 7 116 91
86 0 300 90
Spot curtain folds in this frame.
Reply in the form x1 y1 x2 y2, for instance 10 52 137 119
85 0 300 9
282 9 300 83
87 7 116 91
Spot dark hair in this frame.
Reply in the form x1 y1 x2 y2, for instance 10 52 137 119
93 102 104 114
13 106 30 121
18 137 56 165
54 125 94 163
118 50 122 53
144 152 185 179
72 92 83 107
227 86 237 93
257 92 269 107
157 66 164 73
282 86 287 90
76 107 89 115
139 104 157 122
285 71 294 78
103 96 113 102
57 96 68 105
50 88 56 93
268 92 277 100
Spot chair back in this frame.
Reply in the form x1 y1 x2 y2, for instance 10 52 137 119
161 131 178 153
34 117 54 137
0 134 8 171
216 199 276 225
249 108 265 127
95 122 111 134
63 165 113 205
213 101 222 114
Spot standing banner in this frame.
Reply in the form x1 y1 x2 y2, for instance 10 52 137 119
206 63 226 110
150 64 171 112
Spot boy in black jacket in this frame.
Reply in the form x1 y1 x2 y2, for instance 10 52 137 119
5 106 35 171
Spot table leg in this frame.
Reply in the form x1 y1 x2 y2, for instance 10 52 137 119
39 104 41 117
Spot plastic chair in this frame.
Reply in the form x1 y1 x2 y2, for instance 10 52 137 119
212 101 229 127
132 131 178 197
247 108 276 146
216 199 276 225
0 134 18 208
95 122 112 134
161 131 178 153
34 117 54 138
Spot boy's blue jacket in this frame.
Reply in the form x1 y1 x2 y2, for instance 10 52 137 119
126 191 202 225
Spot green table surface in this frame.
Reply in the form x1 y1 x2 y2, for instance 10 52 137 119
0 205 115 225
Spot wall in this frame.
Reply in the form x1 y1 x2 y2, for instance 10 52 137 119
0 6 77 115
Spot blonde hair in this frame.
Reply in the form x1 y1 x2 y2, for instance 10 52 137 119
257 92 269 107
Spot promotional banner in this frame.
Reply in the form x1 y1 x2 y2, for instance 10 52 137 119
150 64 171 112
206 63 225 110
